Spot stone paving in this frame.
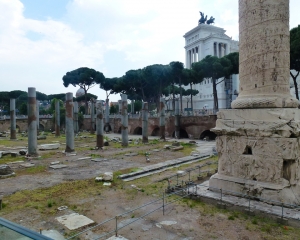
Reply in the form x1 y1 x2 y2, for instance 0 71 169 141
190 181 300 224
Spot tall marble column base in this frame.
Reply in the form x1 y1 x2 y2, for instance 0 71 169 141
209 108 300 205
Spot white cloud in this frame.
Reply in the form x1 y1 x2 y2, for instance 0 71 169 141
0 0 299 102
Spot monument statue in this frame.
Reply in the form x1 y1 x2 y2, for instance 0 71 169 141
206 16 215 25
209 0 300 205
198 12 215 25
198 12 207 24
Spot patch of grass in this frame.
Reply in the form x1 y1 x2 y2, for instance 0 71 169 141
130 168 142 173
47 199 55 208
24 166 46 174
228 216 235 220
90 153 101 158
251 219 258 225
40 151 57 159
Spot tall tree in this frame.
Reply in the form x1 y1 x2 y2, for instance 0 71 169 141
192 55 231 112
169 61 185 112
182 68 201 111
290 25 300 100
62 67 105 113
100 77 118 101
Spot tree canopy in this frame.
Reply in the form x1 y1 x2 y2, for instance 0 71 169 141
62 67 105 113
290 25 300 100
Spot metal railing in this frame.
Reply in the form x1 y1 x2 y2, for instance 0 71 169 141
67 162 300 239
0 217 52 240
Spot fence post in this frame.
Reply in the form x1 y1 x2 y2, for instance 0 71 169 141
115 216 118 237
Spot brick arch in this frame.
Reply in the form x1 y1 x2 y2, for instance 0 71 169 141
172 128 189 138
133 127 142 135
150 126 160 136
200 130 217 140
39 123 45 131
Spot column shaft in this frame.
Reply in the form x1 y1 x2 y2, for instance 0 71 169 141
96 100 104 148
232 0 298 108
121 94 128 146
10 99 16 139
55 99 60 137
159 97 166 140
142 102 148 143
28 87 37 156
65 92 74 152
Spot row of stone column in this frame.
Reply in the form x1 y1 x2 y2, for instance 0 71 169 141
213 42 227 58
11 90 179 156
186 47 200 69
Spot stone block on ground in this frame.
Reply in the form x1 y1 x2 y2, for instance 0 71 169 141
171 146 184 151
10 152 18 157
76 157 92 161
124 152 138 157
39 143 60 150
19 149 27 155
49 164 67 169
91 158 108 162
56 213 94 230
50 161 60 165
103 172 113 181
20 163 35 168
172 142 180 146
0 165 14 176
37 135 47 140
95 177 103 182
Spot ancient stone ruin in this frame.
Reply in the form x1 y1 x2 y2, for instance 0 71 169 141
209 0 300 204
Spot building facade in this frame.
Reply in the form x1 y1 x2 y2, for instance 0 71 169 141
183 24 239 111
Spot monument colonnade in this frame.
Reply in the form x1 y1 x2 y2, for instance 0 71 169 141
186 41 228 68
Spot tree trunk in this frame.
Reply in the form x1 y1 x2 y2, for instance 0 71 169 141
290 71 300 100
179 77 183 113
190 83 194 111
212 78 218 112
84 88 88 114
172 84 175 112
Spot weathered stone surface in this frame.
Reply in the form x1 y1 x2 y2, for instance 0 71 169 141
49 164 67 169
124 152 138 157
91 158 108 162
209 0 300 205
39 143 60 150
172 142 180 147
20 163 35 168
56 213 94 230
37 135 47 140
214 109 300 138
19 150 27 155
231 0 299 109
0 165 14 175
103 172 113 181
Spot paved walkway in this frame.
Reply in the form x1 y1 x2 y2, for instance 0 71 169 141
189 181 300 225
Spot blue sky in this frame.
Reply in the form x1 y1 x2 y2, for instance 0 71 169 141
1 0 300 102
21 0 70 20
